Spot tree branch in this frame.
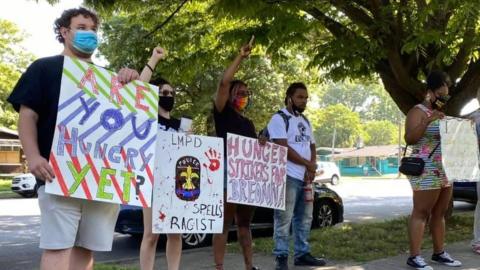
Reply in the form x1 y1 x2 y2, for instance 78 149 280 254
303 7 357 39
446 18 477 81
329 0 375 30
376 60 419 114
144 0 189 38
445 58 480 115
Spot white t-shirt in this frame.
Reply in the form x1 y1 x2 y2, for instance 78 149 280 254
267 108 315 180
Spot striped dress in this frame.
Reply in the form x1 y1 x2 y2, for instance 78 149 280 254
407 104 450 191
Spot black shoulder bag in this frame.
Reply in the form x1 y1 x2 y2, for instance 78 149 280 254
399 142 440 176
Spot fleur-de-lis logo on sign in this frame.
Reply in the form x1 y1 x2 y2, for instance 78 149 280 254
175 156 201 201
180 165 199 190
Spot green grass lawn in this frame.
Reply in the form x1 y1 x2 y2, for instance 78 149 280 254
229 213 474 263
0 178 22 198
0 179 12 192
94 264 138 270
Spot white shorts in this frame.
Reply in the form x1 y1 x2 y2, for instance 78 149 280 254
37 186 120 251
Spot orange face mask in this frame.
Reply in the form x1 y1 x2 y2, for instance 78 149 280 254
232 96 249 111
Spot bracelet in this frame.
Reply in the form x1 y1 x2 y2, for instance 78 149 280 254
145 63 154 72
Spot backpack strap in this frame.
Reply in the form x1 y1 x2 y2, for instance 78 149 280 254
300 114 310 127
276 110 291 132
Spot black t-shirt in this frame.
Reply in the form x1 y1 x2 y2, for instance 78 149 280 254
158 115 180 132
213 103 257 141
8 55 64 184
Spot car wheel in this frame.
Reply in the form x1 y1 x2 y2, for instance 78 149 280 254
182 233 211 249
330 175 340 185
20 188 37 198
312 199 338 228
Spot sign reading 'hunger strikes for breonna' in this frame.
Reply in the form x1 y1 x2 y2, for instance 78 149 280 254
46 56 158 207
226 133 287 210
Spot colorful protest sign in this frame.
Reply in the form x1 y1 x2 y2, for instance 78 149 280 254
46 56 158 207
152 131 224 234
226 133 287 210
440 117 480 182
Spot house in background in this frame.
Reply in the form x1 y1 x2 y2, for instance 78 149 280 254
0 127 24 175
316 147 354 161
332 145 401 176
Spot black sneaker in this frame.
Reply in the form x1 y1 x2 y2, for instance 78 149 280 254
407 255 433 270
431 251 462 267
252 267 260 270
275 255 288 270
294 253 326 266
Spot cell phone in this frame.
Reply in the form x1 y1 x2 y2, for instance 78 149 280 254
180 117 193 133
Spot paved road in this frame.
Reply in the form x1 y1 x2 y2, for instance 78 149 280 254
0 178 475 269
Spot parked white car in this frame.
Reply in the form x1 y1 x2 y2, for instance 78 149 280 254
11 173 37 198
314 161 341 185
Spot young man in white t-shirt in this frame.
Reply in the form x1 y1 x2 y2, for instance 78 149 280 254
267 82 326 270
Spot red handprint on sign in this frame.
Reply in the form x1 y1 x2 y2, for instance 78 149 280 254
204 148 221 172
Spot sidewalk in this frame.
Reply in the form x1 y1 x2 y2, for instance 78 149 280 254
107 240 478 270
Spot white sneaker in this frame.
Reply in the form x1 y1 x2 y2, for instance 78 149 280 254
407 255 434 270
431 251 462 267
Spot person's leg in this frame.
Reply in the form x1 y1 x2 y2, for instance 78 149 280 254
292 180 313 258
166 234 182 270
40 249 72 270
473 181 480 249
213 199 236 270
273 177 297 257
408 189 441 256
74 199 119 269
234 205 256 270
69 247 93 270
429 186 452 253
140 207 160 270
37 186 81 270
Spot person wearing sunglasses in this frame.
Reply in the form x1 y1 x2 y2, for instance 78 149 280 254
138 46 183 270
212 41 259 270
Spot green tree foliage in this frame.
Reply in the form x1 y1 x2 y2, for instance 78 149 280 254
0 20 34 129
363 120 399 146
309 104 364 148
208 0 480 115
89 1 322 134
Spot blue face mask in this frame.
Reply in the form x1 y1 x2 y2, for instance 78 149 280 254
72 30 98 54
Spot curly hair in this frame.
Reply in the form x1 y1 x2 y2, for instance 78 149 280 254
284 82 307 106
54 7 99 44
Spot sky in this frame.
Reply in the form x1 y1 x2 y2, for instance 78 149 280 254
1 0 478 114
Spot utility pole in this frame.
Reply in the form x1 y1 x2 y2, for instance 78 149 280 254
331 122 336 161
397 110 402 177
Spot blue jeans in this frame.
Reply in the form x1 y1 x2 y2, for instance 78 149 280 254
273 176 313 258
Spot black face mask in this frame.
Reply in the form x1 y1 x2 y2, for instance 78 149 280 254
432 95 450 110
159 96 174 112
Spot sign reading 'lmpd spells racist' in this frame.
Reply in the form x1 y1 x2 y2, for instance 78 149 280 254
46 56 158 207
226 133 287 210
152 131 224 234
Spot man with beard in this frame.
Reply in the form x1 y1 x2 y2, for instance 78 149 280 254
267 82 326 270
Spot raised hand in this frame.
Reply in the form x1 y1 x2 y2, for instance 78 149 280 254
239 43 252 58
151 46 166 61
